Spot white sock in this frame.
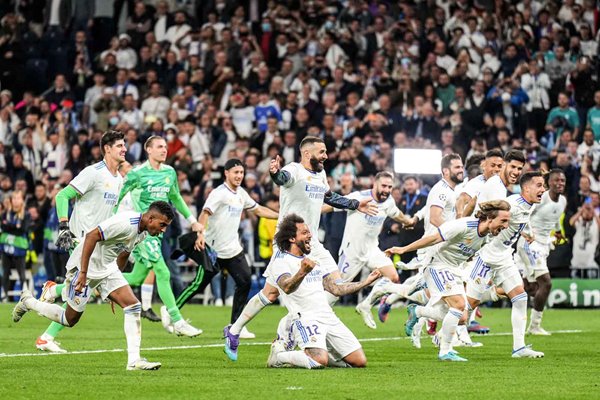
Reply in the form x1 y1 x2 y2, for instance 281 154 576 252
468 307 477 324
511 293 528 350
276 314 295 350
123 303 142 365
530 309 543 328
440 308 462 354
415 304 446 321
276 351 322 369
385 292 403 305
141 284 153 311
230 291 271 335
362 278 392 306
412 317 426 336
25 298 70 326
407 289 429 304
456 324 472 344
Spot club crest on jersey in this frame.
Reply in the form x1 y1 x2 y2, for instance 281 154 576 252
165 177 170 184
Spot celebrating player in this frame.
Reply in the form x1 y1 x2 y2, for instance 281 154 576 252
35 130 127 353
516 169 567 335
222 136 377 361
322 171 417 329
175 158 279 339
13 201 175 370
466 172 546 358
386 200 511 361
265 214 381 369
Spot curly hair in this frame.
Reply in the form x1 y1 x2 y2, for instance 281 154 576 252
148 201 176 221
274 214 305 252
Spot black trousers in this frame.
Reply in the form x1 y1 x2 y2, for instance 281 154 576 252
2 254 27 298
176 251 252 323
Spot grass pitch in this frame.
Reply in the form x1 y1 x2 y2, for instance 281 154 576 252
0 304 598 400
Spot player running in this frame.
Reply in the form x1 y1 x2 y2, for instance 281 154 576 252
175 158 279 339
466 172 547 358
322 171 417 329
265 214 381 369
35 130 126 353
222 136 377 361
13 201 175 370
386 201 511 361
516 169 567 335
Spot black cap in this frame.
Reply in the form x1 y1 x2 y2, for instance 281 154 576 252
224 158 244 170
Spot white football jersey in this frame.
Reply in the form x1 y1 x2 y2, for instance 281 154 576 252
278 162 330 241
268 250 334 317
203 183 258 258
476 174 508 204
67 211 147 279
433 217 488 271
69 160 123 239
529 191 567 245
460 174 487 198
479 194 533 266
423 179 456 235
339 190 400 260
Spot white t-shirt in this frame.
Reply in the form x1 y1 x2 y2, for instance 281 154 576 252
340 190 400 260
278 162 330 242
203 183 258 259
433 217 488 272
477 174 508 204
67 211 146 279
479 194 532 266
268 250 334 318
529 191 567 245
69 161 123 239
423 179 456 235
460 174 487 198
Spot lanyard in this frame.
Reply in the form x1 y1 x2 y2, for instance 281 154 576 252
405 194 417 213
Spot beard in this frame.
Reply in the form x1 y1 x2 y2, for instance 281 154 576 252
376 190 389 201
449 172 463 184
309 155 324 172
297 240 311 255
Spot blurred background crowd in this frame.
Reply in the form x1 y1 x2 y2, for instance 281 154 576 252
0 0 599 304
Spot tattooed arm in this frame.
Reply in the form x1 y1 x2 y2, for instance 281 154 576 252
277 258 316 294
322 270 381 297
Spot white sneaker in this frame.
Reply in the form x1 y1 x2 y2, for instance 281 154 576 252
355 302 377 330
266 339 286 368
512 345 544 358
214 298 223 307
225 296 233 307
411 328 422 349
39 281 58 303
160 306 174 334
36 336 67 353
126 358 162 371
12 289 33 322
173 319 203 337
239 326 256 339
527 326 551 336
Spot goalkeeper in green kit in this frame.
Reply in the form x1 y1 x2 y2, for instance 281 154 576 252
115 135 203 336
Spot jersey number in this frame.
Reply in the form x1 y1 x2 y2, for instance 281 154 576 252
305 324 320 336
437 271 455 284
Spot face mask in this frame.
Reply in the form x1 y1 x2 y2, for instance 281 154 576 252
262 23 271 32
483 53 493 62
166 133 175 142
109 116 119 126
216 3 225 11
325 21 334 30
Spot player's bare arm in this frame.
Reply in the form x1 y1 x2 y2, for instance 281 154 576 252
74 228 103 293
277 258 316 294
322 270 381 297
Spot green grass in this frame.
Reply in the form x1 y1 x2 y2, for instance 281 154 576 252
0 304 598 400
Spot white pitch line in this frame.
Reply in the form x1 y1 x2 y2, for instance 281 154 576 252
0 329 584 358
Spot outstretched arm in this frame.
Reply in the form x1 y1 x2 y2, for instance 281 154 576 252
251 205 279 219
322 270 381 297
385 231 443 257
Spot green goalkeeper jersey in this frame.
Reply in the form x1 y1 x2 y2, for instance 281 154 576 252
117 161 192 219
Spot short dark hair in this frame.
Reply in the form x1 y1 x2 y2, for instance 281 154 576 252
148 201 175 221
275 214 305 252
504 149 525 164
441 153 461 171
144 135 166 150
375 171 394 181
300 136 324 150
224 158 244 171
100 130 125 154
545 168 565 186
486 149 504 159
519 171 543 187
465 154 485 170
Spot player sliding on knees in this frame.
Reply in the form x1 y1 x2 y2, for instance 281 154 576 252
321 171 417 329
223 137 378 361
13 201 176 370
386 200 511 361
266 214 381 369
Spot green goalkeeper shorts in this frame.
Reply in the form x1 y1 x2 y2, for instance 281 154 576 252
133 234 163 265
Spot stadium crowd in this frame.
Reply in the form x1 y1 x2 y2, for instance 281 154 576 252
0 0 599 302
